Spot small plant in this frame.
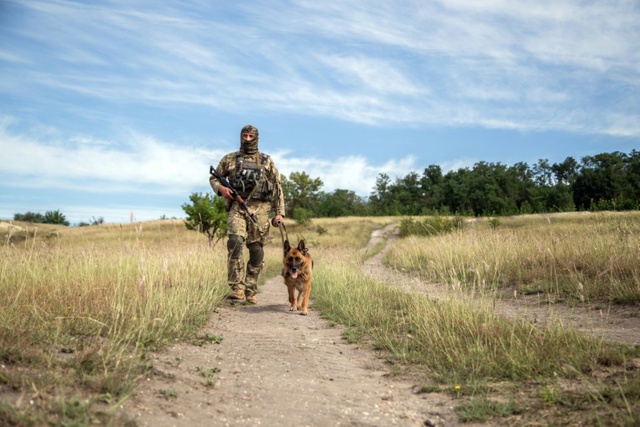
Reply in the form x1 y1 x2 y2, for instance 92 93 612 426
539 373 562 405
192 333 224 346
487 217 501 229
159 389 177 399
416 384 441 394
196 366 221 378
59 396 93 423
455 397 523 422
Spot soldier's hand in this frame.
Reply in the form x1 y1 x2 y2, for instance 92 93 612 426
218 186 234 201
272 215 284 226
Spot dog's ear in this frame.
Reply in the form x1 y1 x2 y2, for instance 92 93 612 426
284 240 291 253
298 239 310 255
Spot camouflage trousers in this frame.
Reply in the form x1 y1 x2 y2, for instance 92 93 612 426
227 200 272 296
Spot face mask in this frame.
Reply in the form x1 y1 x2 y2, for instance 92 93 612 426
242 138 258 154
240 125 259 154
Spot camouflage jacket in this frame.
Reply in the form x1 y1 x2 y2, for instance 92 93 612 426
210 150 285 217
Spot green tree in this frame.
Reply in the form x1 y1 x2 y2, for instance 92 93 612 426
393 171 424 215
317 189 365 217
369 173 394 215
43 210 70 226
421 165 444 212
551 156 579 185
282 171 324 219
573 152 627 210
182 192 228 246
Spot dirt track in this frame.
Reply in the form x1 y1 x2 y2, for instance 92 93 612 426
123 277 458 427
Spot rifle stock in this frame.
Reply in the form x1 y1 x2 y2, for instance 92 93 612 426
210 166 258 224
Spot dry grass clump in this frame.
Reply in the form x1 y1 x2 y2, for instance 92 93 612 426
1 221 227 425
384 212 640 303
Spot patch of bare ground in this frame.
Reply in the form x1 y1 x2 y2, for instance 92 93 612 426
363 224 640 347
123 273 465 426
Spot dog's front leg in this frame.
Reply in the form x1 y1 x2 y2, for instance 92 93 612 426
299 284 310 316
288 286 297 311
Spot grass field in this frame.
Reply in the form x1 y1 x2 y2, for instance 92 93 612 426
1 214 639 426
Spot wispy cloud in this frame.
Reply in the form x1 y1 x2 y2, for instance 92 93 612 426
2 0 638 134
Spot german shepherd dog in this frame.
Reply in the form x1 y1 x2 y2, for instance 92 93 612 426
283 239 313 315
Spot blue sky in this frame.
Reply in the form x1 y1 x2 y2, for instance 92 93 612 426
1 0 639 224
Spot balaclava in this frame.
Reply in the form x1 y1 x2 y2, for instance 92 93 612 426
240 125 259 155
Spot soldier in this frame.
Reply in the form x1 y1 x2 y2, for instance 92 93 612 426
210 125 285 304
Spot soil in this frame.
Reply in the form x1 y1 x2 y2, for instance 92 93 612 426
123 225 640 426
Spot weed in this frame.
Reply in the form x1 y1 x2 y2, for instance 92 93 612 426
196 366 221 378
416 384 441 394
487 217 501 229
192 333 224 346
159 389 177 399
455 397 523 422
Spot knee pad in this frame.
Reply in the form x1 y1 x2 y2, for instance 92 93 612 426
227 234 245 259
247 242 264 267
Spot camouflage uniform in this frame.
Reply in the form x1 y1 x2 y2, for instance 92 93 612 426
209 125 285 300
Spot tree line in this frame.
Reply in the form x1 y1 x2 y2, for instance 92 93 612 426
283 150 640 221
11 210 104 227
13 149 639 230
13 210 70 226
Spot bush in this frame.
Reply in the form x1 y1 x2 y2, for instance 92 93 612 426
182 192 228 246
292 208 313 225
399 216 465 237
43 210 70 226
14 210 69 226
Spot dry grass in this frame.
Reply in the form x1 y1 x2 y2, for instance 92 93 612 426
384 212 640 303
1 220 228 425
2 213 639 426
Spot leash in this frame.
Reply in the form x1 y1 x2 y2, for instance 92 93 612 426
273 219 289 256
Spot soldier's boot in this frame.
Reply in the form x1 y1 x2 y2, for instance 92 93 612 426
227 287 245 300
226 255 246 300
244 262 263 304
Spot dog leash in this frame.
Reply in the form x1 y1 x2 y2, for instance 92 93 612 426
273 219 289 256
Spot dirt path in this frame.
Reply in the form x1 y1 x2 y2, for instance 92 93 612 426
123 264 459 426
363 224 640 347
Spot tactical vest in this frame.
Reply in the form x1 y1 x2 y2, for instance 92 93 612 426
228 152 274 201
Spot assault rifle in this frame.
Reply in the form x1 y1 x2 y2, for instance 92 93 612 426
210 166 258 224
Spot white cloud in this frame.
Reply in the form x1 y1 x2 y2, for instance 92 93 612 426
274 150 417 197
0 121 413 198
0 122 224 193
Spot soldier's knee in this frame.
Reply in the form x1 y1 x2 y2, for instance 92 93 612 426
248 242 264 267
227 234 245 259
